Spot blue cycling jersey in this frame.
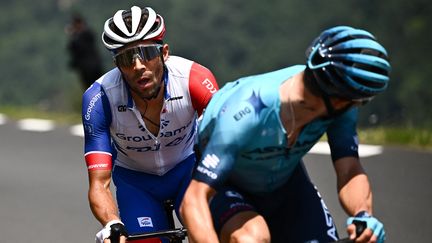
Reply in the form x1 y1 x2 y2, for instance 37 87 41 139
194 65 359 193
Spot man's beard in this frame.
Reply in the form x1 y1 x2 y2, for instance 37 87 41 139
141 80 162 100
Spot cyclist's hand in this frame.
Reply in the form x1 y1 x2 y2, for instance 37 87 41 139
96 220 129 243
103 236 127 243
346 211 385 243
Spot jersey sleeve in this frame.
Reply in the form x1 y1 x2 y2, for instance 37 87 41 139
326 107 359 161
82 83 113 171
193 89 258 190
193 118 238 190
188 62 219 116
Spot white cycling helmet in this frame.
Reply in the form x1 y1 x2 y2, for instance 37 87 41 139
102 6 166 51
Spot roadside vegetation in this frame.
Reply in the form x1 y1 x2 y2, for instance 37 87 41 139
358 127 432 151
0 106 81 125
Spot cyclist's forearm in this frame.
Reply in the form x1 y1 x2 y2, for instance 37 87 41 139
338 172 372 216
183 206 218 243
89 181 120 226
180 181 219 243
334 157 373 216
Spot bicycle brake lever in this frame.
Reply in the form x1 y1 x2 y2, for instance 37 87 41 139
353 220 367 236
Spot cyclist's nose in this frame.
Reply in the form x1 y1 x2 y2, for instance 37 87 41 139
132 55 147 70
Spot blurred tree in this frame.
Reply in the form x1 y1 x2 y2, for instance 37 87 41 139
0 0 430 126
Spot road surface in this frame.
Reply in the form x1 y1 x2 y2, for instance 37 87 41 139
0 118 430 242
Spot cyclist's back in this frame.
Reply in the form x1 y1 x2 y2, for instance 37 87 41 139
182 26 390 243
197 65 358 193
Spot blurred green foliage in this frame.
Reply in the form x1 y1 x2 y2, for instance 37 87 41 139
358 127 432 150
0 0 431 128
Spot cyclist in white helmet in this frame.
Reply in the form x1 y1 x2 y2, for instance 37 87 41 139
82 6 219 243
180 26 390 243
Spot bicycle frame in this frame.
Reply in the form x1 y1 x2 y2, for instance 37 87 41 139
127 200 187 243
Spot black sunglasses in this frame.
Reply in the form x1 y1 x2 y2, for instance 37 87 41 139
114 44 162 68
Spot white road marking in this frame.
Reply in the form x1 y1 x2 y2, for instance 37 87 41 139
2 115 383 157
0 113 6 125
309 141 383 157
70 124 84 137
17 118 55 132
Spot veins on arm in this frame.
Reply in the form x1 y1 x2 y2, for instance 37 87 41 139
88 170 120 225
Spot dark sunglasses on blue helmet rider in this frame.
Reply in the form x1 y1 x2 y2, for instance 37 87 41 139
113 44 163 68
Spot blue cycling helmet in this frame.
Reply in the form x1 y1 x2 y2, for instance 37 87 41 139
306 26 391 101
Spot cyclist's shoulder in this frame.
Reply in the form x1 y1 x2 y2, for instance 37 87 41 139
166 55 193 70
82 68 124 103
166 55 214 76
331 107 359 125
239 65 305 82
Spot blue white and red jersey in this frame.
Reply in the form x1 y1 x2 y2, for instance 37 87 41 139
82 56 218 175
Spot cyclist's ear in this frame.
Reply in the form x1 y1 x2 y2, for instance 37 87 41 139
161 44 169 61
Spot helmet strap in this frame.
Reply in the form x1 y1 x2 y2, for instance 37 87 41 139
146 48 166 100
148 64 167 100
305 67 352 118
322 95 355 118
322 95 335 117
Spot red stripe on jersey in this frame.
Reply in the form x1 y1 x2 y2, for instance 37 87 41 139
85 152 112 171
189 62 219 116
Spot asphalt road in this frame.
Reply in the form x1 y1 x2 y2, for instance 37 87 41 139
0 120 431 242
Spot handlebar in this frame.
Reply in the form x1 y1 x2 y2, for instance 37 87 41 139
330 220 367 243
127 227 187 241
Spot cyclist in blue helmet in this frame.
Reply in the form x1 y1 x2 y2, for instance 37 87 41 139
180 26 390 243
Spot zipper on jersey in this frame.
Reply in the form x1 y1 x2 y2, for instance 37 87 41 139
130 106 158 140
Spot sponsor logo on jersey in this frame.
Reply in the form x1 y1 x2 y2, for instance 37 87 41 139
220 105 227 115
87 163 109 170
126 143 161 152
220 202 254 223
137 217 154 228
118 120 192 142
316 189 338 241
117 105 127 112
225 190 243 199
353 135 359 145
233 106 252 121
246 91 267 117
197 165 218 179
229 202 251 208
242 146 289 160
160 119 170 129
202 154 220 169
83 122 94 135
115 120 193 152
84 91 104 120
202 78 217 93
117 133 153 142
167 96 183 101
138 119 170 132
351 135 359 151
